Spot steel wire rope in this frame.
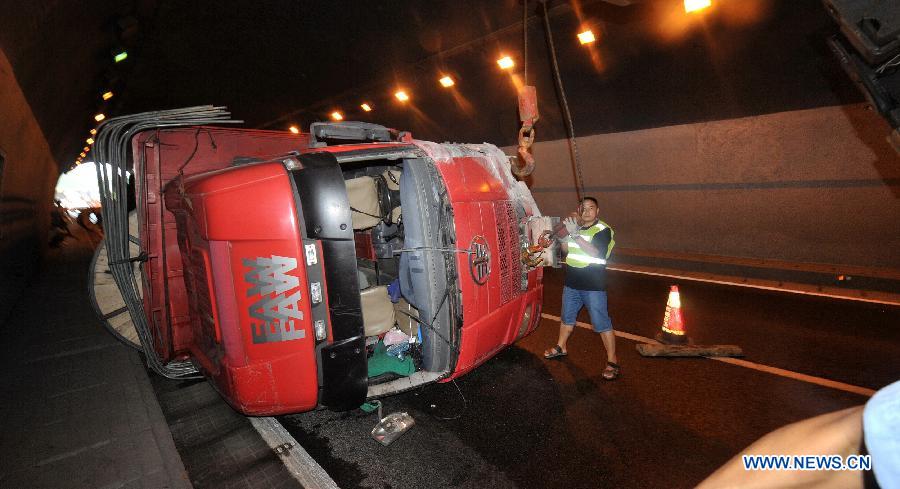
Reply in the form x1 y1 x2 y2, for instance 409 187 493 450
430 379 467 421
540 0 586 201
95 107 241 379
524 0 529 86
100 114 179 376
876 52 900 74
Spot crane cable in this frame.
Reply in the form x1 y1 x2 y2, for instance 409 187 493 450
513 0 539 177
540 0 585 201
524 0 528 86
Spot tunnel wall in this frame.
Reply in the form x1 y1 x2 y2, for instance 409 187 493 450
0 47 59 323
519 103 900 272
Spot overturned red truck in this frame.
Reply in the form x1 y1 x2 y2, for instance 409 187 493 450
91 107 554 415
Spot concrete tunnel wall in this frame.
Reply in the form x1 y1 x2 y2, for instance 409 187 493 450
515 103 900 272
0 47 59 323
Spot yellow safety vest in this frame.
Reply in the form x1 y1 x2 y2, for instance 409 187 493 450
565 220 615 268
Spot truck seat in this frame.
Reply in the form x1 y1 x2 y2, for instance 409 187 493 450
345 176 381 230
383 169 402 224
360 285 396 337
393 298 419 337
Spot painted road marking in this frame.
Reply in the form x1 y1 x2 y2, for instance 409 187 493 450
607 264 900 306
250 417 339 489
540 313 876 397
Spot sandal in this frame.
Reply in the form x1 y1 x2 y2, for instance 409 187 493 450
543 345 567 360
602 362 620 380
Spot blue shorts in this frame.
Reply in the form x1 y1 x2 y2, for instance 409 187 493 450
561 286 613 333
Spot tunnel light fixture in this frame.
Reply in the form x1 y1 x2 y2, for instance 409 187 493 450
360 103 372 112
80 152 86 158
497 55 515 70
684 0 711 13
439 75 455 88
83 146 90 152
578 29 596 45
330 111 343 121
94 113 106 122
86 138 94 145
102 91 114 100
288 125 300 134
113 50 128 63
394 90 409 102
89 128 97 135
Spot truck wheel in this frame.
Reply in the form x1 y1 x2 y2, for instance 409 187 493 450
88 211 142 350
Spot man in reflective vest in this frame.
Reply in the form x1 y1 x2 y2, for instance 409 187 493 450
543 197 620 380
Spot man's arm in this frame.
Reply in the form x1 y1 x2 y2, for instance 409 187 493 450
697 406 865 489
573 234 601 258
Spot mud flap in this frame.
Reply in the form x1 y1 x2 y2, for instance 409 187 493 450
292 152 368 410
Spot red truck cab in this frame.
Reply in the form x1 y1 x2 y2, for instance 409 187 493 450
103 119 547 415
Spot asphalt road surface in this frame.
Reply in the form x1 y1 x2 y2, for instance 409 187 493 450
278 268 900 489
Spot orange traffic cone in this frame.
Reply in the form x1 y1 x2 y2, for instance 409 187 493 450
637 285 743 357
658 285 690 345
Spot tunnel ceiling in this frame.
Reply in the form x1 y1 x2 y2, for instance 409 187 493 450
0 0 861 171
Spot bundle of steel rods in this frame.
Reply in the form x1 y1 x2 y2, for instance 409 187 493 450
93 106 241 379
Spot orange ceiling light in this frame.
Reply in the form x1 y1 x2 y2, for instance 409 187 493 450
394 90 410 102
360 103 373 112
86 137 94 145
439 75 455 87
684 0 711 13
496 55 515 70
89 129 97 135
102 91 114 100
330 111 344 121
94 113 106 122
578 29 596 44
288 125 300 134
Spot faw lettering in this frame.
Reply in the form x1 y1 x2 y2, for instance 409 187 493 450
245 255 299 296
243 255 306 344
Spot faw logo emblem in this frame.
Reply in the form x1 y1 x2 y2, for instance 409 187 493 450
243 255 306 344
468 235 491 285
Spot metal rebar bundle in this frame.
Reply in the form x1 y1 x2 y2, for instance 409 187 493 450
93 106 241 379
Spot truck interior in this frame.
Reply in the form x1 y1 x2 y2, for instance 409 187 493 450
338 153 461 398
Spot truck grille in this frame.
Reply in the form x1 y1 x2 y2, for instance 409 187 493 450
494 201 522 305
